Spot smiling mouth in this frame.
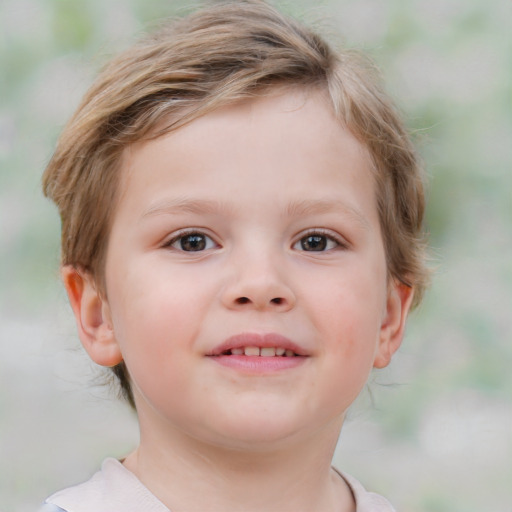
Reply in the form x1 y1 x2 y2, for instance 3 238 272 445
220 346 301 357
209 333 308 358
207 333 308 372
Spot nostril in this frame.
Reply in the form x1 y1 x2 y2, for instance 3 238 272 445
234 297 285 306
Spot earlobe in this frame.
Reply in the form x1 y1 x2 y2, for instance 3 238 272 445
61 265 123 367
373 281 414 369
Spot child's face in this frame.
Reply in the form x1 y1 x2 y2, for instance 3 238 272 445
89 88 411 449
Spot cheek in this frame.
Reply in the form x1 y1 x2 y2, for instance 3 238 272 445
325 308 379 376
312 264 385 341
107 270 197 370
111 291 196 412
313 312 379 416
307 267 385 392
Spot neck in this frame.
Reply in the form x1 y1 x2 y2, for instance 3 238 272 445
123 415 354 512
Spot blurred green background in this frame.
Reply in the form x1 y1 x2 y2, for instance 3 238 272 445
1 0 511 511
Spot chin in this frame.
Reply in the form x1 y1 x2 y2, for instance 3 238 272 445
212 429 303 453
198 411 322 453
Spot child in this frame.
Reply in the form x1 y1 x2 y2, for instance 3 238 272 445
40 1 428 511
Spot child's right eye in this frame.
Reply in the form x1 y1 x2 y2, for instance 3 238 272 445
165 231 217 252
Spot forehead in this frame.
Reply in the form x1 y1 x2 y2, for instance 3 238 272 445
121 87 370 173
117 88 375 214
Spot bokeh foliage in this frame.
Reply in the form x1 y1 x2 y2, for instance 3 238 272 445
1 1 511 511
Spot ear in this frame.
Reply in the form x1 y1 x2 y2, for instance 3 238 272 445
61 265 123 367
373 281 414 369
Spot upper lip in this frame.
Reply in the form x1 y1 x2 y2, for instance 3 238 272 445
207 332 309 357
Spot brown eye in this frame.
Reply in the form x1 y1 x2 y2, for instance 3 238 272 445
301 235 327 251
293 232 341 252
180 234 206 251
169 232 216 251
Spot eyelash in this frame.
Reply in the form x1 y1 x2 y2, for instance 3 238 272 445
162 228 347 253
293 229 347 252
163 229 218 252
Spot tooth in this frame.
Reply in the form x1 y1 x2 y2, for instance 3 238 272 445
276 347 285 356
285 349 295 357
260 347 276 357
244 346 260 356
231 348 244 355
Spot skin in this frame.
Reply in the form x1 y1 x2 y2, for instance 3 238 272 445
63 88 413 512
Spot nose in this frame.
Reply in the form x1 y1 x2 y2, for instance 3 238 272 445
220 252 296 312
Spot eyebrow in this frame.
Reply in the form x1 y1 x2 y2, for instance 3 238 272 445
141 196 371 230
141 197 234 218
285 199 372 231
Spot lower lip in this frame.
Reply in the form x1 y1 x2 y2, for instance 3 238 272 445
209 355 307 373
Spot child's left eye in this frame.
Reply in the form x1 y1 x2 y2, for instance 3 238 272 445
293 233 342 252
166 232 217 252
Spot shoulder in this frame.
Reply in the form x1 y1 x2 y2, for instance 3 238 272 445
37 505 67 512
41 458 169 512
336 469 397 512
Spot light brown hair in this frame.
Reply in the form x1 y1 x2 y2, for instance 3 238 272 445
43 0 429 408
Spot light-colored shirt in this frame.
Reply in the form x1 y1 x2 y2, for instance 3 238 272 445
40 458 396 512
